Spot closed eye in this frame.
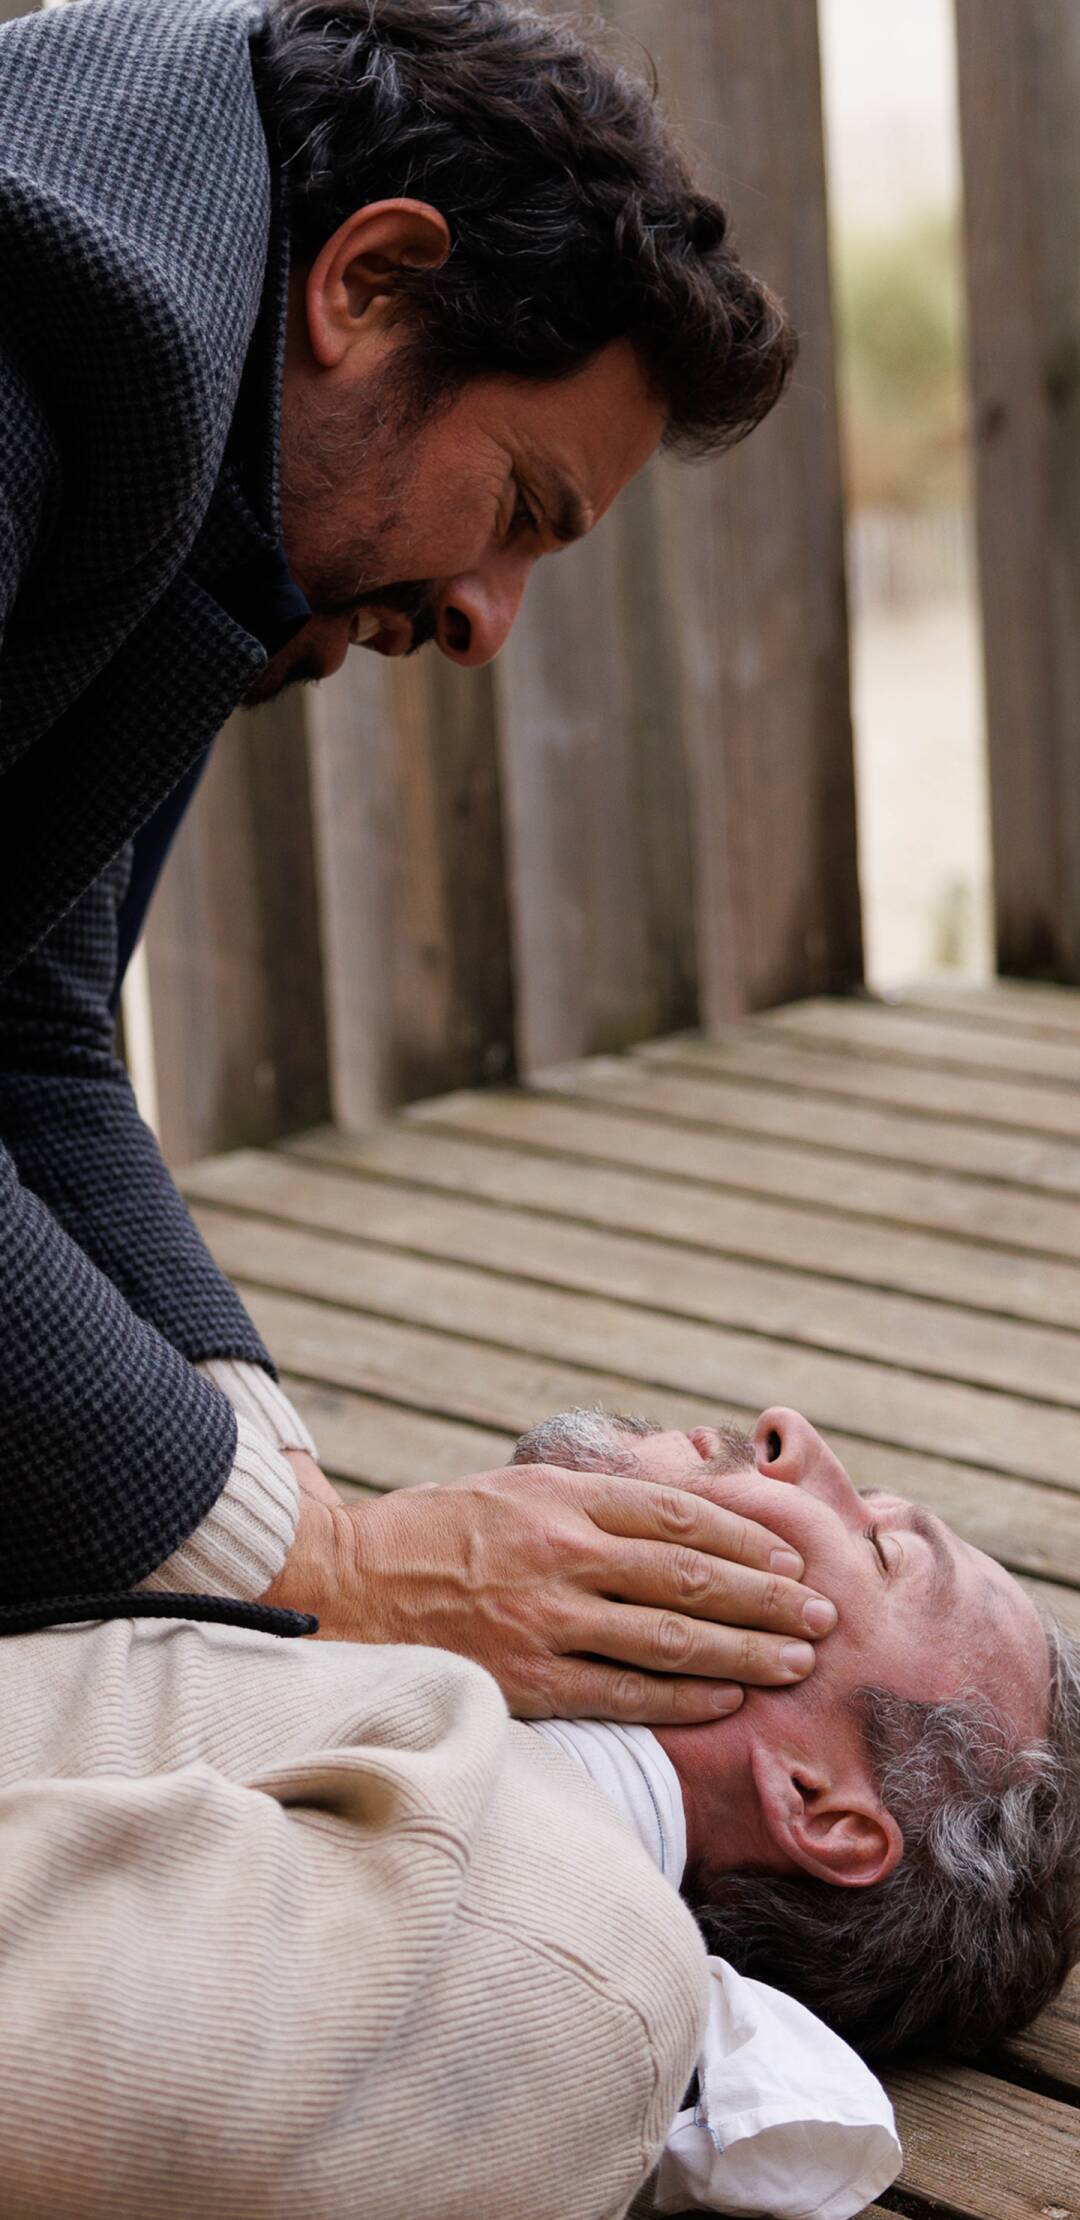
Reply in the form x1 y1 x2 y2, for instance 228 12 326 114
866 1523 889 1576
508 480 540 539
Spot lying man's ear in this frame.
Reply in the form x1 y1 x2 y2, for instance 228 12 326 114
750 1742 904 1889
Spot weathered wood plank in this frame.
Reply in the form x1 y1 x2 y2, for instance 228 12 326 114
758 999 1080 1088
403 1085 1080 1263
956 0 1080 980
277 1375 512 1491
193 1204 1080 1485
886 2063 1080 2218
496 500 693 1073
185 1148 1080 1408
572 1046 1080 1194
288 1119 1080 1334
999 1966 1080 2095
900 981 1080 1044
143 700 330 1165
308 645 515 1125
603 0 861 1020
639 1029 1080 1150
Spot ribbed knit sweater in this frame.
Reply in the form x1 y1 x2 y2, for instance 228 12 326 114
0 1616 710 2219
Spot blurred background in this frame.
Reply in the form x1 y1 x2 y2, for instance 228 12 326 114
820 0 989 989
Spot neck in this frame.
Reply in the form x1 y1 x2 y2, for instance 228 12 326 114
655 1716 778 1878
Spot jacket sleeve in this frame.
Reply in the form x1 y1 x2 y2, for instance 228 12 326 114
0 853 278 1600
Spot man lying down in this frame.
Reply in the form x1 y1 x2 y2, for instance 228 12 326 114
513 1403 1080 2214
0 1408 1075 2220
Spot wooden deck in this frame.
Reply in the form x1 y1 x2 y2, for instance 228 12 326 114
184 982 1080 2220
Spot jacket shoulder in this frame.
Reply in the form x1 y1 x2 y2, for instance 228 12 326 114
0 0 274 576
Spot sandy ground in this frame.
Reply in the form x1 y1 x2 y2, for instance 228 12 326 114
852 590 992 990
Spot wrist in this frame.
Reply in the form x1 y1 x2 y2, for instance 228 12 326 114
261 1486 369 1639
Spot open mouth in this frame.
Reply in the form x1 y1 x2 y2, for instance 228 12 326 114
348 609 414 657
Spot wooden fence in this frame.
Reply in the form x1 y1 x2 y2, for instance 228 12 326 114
7 0 1080 1157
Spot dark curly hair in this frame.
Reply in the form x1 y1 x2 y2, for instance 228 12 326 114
255 0 795 454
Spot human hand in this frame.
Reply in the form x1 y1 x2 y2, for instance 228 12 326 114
264 1459 837 1723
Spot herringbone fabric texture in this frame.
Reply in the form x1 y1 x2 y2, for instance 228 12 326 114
0 0 295 1609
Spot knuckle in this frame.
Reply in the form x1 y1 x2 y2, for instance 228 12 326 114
608 1668 650 1716
759 1573 784 1620
671 1547 714 1604
737 1625 759 1676
654 1611 694 1665
654 1487 697 1537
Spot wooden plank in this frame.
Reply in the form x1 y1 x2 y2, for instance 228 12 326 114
143 700 330 1165
639 1029 1080 1149
956 0 1080 980
758 998 1080 1089
999 1966 1080 2095
308 644 515 1125
277 1376 512 1491
604 0 861 1020
288 1119 1080 1334
191 1204 1080 1485
185 1148 1080 1409
403 1084 1080 1263
899 981 1080 1045
496 511 668 1071
886 2063 1080 2218
574 1046 1080 1194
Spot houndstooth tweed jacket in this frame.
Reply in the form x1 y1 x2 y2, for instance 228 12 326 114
0 0 306 1617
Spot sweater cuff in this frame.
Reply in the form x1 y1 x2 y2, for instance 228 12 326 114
136 1414 300 1601
196 1356 318 1458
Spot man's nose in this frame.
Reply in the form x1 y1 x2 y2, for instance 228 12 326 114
753 1407 864 1524
432 559 531 667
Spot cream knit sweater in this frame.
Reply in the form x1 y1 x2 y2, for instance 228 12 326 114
0 1615 709 2220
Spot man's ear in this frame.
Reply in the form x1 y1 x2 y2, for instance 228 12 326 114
304 199 452 368
749 1740 903 1888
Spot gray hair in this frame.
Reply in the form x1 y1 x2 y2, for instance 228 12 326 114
692 1617 1080 2062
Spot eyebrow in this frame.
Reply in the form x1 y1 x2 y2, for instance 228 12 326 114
860 1490 956 1607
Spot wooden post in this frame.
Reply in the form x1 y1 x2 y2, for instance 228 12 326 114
309 652 516 1129
609 0 862 1022
142 697 330 1165
496 491 699 1073
956 0 1080 978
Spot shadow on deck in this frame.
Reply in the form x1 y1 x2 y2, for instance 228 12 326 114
184 984 1080 2220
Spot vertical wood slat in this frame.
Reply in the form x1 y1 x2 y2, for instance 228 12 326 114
309 653 516 1130
498 0 860 1065
956 0 1080 979
142 698 329 1165
623 0 862 1023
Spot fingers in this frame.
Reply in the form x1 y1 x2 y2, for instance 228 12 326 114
520 1662 747 1727
571 1470 807 1583
601 1539 836 1641
569 1599 819 1689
